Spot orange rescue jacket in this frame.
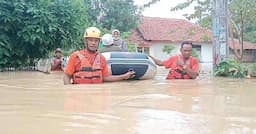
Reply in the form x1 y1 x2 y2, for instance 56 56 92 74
73 52 103 84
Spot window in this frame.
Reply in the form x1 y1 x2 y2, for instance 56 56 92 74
137 47 143 53
244 49 253 55
192 45 201 52
136 47 149 54
192 45 201 61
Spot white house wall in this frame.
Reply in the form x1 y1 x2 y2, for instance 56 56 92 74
149 43 213 63
150 43 180 60
201 44 213 63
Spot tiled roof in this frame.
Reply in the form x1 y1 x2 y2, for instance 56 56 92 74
229 39 256 50
129 29 153 47
132 16 212 42
130 16 256 49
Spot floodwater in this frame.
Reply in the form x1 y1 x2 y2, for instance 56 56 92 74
0 68 256 134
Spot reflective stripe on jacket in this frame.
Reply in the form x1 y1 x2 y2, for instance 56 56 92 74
73 52 103 84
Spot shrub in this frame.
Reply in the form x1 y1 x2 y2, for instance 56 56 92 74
214 58 247 78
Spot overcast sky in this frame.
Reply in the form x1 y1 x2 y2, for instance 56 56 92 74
134 0 195 21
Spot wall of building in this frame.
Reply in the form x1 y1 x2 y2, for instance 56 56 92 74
200 44 213 63
229 49 256 63
149 43 213 63
149 43 180 60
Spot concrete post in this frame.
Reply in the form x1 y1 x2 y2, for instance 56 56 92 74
212 0 229 68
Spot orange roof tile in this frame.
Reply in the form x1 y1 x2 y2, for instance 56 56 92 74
133 16 212 42
130 16 256 49
228 38 256 50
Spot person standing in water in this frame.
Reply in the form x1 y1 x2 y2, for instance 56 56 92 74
150 41 199 79
63 27 135 84
51 48 64 71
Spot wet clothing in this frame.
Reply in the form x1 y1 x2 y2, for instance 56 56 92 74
65 50 109 84
163 55 199 79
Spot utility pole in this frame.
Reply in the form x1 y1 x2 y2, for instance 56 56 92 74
212 0 229 68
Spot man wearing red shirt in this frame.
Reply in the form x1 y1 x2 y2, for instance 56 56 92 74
150 41 199 79
51 48 64 71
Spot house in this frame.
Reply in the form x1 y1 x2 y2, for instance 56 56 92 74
129 16 256 63
228 39 256 62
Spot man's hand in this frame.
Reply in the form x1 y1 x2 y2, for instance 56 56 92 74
123 70 136 80
149 55 163 66
103 70 136 82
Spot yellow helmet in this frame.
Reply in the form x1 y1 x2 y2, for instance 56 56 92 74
83 27 101 39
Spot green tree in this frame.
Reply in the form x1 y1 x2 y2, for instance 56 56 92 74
244 20 256 43
120 31 136 52
228 0 256 61
162 45 175 55
0 0 90 69
84 0 141 32
171 0 211 24
171 0 256 61
200 16 212 29
51 0 91 50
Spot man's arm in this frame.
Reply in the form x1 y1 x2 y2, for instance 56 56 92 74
183 65 198 79
103 71 135 82
149 55 164 66
182 58 199 79
175 57 199 79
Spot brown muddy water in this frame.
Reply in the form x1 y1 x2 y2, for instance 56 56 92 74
0 68 256 134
